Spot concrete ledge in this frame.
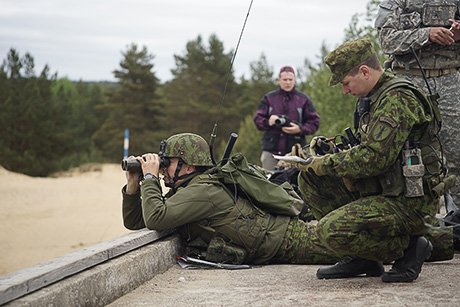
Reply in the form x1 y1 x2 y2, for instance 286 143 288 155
3 234 183 306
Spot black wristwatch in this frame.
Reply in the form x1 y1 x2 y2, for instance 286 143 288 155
143 173 157 181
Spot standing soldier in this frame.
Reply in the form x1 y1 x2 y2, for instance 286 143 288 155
375 0 460 204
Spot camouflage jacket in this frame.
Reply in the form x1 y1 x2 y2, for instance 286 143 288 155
320 71 435 196
121 174 290 264
376 0 460 71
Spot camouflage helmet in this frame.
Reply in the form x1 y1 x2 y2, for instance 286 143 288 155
324 37 374 86
160 133 214 166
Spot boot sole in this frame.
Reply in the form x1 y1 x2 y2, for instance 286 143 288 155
317 268 384 279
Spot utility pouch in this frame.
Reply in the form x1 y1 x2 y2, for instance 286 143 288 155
402 147 425 197
206 236 248 265
430 175 456 199
379 161 405 197
422 3 456 26
355 177 382 197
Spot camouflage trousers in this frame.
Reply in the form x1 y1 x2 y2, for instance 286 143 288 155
297 171 453 263
400 72 460 205
271 217 340 265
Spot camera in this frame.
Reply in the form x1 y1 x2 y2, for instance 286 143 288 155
121 156 170 175
274 115 291 128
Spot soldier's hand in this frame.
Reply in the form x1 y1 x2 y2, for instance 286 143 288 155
448 19 460 41
290 143 309 160
310 136 333 156
125 155 141 195
138 153 160 177
296 156 326 176
429 27 455 45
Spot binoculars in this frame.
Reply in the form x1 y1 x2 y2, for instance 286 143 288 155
121 156 170 175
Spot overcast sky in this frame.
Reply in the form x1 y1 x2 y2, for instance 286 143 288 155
0 0 370 83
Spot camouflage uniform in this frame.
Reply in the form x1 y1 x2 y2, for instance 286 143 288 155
376 0 460 204
298 37 452 263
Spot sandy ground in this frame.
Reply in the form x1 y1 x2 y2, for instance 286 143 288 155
0 164 131 276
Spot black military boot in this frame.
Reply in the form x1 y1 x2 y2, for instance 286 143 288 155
316 256 384 279
382 236 432 283
443 206 460 251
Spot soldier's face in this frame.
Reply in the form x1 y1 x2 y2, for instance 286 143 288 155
161 158 180 184
278 72 295 92
340 71 371 98
161 157 195 185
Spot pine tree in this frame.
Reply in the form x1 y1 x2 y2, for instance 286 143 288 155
0 48 86 176
93 43 163 161
163 34 244 152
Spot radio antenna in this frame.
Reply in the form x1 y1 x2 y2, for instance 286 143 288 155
209 0 254 164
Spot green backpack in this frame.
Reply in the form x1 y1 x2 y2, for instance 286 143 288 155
196 152 303 216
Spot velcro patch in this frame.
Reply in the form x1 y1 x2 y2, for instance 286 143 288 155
379 116 397 127
371 116 397 142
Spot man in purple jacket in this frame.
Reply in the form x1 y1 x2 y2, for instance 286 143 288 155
254 66 320 170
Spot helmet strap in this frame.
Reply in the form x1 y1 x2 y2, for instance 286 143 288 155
164 159 190 190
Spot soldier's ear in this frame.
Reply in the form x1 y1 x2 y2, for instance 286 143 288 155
185 165 196 174
359 65 371 78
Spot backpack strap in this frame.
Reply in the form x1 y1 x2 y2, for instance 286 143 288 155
369 78 441 130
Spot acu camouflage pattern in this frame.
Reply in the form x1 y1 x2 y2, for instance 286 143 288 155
297 71 454 262
324 37 374 86
396 69 460 204
376 0 460 71
376 0 460 203
162 133 214 166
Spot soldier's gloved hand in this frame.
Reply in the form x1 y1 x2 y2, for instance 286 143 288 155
297 156 326 176
290 143 309 160
310 136 333 156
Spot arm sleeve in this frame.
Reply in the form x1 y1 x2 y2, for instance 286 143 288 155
299 97 320 135
122 185 146 230
376 0 431 55
323 90 427 179
253 96 271 131
140 180 232 230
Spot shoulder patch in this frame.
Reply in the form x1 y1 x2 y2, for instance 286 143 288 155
370 116 398 142
379 116 398 128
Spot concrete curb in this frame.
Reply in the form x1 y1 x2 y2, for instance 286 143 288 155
4 235 183 307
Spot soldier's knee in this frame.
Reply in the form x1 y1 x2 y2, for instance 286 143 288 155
316 218 336 247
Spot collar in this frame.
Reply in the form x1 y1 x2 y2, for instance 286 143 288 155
366 71 394 99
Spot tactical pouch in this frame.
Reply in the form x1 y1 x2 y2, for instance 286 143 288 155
379 161 405 197
355 177 382 197
422 3 457 26
403 164 425 197
429 175 456 199
206 236 248 265
402 147 425 197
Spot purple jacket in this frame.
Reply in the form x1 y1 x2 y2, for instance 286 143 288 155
253 87 320 155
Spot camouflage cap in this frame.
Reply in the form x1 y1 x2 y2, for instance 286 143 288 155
324 37 374 86
161 133 214 166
